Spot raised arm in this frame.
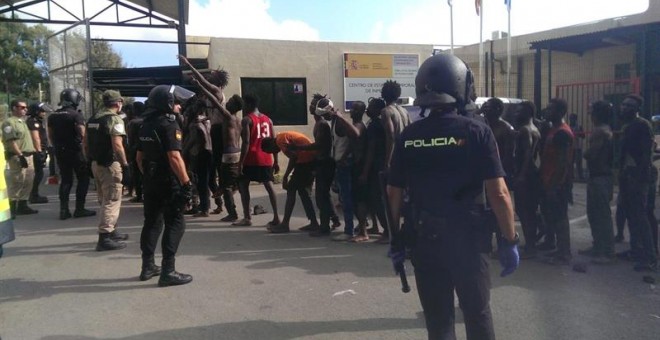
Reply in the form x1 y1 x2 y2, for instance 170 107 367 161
178 55 221 96
192 78 232 121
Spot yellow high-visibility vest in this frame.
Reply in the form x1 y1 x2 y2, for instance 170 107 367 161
0 141 15 246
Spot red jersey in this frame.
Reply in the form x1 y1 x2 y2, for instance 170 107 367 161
540 122 574 188
243 112 274 166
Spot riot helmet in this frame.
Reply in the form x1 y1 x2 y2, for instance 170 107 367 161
414 54 475 112
146 85 196 113
28 102 54 117
59 88 83 108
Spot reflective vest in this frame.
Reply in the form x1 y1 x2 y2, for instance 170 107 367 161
0 142 15 245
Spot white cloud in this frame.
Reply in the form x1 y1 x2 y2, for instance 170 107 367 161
186 0 320 41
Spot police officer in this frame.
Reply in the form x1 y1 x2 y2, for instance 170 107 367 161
86 90 130 251
47 89 96 220
386 54 519 340
136 85 195 286
26 102 54 204
2 99 38 218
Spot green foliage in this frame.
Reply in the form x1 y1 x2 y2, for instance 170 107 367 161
1 15 125 108
0 17 50 100
91 40 124 69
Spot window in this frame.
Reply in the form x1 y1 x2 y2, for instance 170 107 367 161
240 78 308 125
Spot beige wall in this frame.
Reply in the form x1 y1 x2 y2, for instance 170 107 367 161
188 36 432 137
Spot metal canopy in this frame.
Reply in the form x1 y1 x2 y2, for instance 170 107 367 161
0 0 188 27
529 23 659 55
92 58 207 97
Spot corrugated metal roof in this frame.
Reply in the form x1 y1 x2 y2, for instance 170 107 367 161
0 0 188 24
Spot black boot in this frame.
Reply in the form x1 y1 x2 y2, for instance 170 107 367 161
139 257 161 281
9 201 16 220
109 229 129 241
158 258 192 287
15 200 38 215
59 202 71 220
29 195 49 204
73 201 96 218
59 209 72 220
95 233 127 251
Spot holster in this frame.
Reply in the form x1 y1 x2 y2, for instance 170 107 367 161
414 210 449 241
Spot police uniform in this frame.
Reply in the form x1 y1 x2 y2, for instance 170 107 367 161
137 107 189 283
388 110 504 339
86 106 127 236
47 105 92 218
2 114 36 215
26 110 49 202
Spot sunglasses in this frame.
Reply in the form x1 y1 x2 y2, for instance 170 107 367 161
15 105 27 109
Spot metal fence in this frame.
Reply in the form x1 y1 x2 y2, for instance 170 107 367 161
47 19 92 116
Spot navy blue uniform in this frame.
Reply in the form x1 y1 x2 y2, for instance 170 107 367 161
47 107 90 212
137 113 186 265
26 115 48 199
389 111 505 340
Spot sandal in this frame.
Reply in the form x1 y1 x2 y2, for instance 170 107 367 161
232 219 252 227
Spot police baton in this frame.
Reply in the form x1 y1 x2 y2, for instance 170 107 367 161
379 170 411 294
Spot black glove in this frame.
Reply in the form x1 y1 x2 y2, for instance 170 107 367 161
174 181 193 209
121 164 131 187
18 155 28 169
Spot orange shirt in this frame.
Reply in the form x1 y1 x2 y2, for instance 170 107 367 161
275 131 317 164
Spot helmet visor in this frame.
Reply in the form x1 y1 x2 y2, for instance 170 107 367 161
169 85 195 105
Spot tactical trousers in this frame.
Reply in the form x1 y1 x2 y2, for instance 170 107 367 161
140 183 185 262
55 149 90 207
7 154 34 201
30 151 46 197
92 161 123 233
586 176 615 256
411 226 495 340
620 175 656 265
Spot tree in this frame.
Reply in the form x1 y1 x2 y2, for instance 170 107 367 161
0 16 50 101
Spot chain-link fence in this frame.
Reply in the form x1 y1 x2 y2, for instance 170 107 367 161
47 19 92 116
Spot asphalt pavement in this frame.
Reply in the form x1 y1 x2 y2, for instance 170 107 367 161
1 181 659 340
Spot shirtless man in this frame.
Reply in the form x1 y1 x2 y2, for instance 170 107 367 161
380 80 410 167
194 83 243 222
482 97 516 184
513 102 542 258
288 94 336 236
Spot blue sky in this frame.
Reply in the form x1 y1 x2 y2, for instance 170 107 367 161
32 0 650 67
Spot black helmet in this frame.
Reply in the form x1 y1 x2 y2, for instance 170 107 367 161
59 88 82 108
414 54 475 111
146 85 195 113
28 102 54 116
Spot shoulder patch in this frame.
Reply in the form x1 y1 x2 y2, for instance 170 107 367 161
3 126 12 134
34 123 40 128
113 123 125 134
175 130 182 141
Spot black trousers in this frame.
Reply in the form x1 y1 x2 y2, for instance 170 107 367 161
411 217 495 340
30 151 47 197
55 148 90 209
314 159 335 229
140 182 185 262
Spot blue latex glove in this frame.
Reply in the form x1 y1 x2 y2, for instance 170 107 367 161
388 247 406 274
498 240 520 277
